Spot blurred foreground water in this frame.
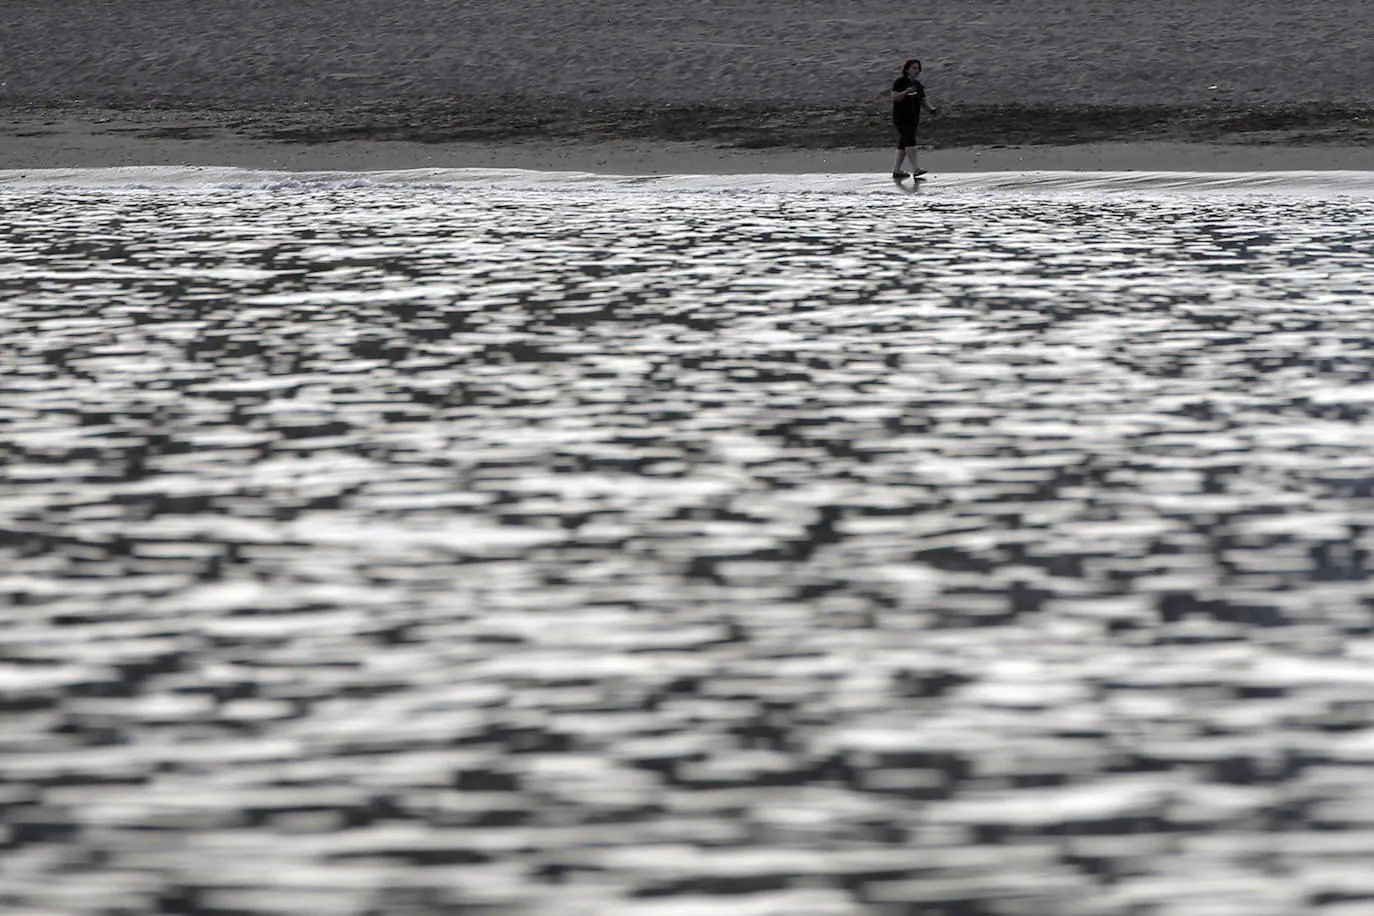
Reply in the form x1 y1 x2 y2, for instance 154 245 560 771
4 169 1374 915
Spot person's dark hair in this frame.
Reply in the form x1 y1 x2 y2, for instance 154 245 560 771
902 58 922 77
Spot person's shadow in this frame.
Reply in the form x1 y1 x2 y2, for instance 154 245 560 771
892 176 926 195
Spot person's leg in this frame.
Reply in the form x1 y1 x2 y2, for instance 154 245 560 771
892 146 909 175
893 125 916 176
908 127 925 175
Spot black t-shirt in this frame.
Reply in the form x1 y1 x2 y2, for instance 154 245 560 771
892 76 925 122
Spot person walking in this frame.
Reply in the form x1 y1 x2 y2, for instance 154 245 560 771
892 58 938 180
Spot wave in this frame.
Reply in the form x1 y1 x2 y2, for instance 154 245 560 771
3 166 1374 196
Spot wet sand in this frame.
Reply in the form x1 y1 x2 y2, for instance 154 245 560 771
3 107 1373 173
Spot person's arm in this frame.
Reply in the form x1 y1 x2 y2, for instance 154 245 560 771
891 80 919 104
922 97 939 117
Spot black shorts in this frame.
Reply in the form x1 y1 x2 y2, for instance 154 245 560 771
894 120 918 149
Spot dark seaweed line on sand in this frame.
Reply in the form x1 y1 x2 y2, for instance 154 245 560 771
240 103 1374 149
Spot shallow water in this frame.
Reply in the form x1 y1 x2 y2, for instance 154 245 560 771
4 168 1374 915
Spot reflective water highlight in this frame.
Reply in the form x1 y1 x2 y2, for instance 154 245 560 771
3 172 1374 915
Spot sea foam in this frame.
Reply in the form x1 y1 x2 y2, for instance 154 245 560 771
3 166 1374 196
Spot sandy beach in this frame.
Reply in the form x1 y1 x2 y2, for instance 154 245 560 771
3 0 1372 174
3 107 1373 174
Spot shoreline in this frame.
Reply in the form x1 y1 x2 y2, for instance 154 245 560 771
3 107 1373 174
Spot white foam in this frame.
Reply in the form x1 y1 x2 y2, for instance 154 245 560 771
3 166 1374 196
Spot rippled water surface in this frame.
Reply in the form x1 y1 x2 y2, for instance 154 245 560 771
5 170 1374 915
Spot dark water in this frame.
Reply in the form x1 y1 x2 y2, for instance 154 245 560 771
4 169 1374 915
